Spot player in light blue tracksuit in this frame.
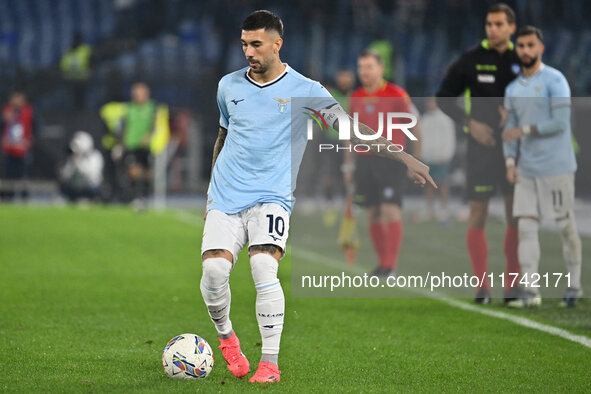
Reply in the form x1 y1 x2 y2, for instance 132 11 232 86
502 26 582 308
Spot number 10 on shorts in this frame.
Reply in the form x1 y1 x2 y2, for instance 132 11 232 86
266 214 285 237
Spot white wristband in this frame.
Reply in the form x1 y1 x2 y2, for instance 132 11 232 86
522 125 532 135
505 157 516 168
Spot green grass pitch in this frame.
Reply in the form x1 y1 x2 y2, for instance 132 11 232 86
1 205 590 392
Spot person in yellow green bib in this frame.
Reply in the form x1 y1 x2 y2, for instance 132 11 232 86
60 32 92 109
120 82 156 209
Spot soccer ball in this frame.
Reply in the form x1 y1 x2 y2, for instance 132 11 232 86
162 334 214 379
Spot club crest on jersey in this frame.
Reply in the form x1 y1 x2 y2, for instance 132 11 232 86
512 63 521 74
273 97 291 113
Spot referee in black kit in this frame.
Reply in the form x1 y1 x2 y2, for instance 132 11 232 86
436 3 520 305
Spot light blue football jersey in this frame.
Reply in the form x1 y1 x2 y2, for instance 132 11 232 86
208 64 336 214
503 64 576 177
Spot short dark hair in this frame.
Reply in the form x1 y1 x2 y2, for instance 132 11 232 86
241 10 284 37
487 3 516 25
10 90 26 100
517 25 544 42
358 49 383 65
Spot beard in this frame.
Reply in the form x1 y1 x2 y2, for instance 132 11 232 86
520 55 538 68
249 60 268 74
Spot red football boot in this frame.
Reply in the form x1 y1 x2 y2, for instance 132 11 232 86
249 361 281 383
218 332 249 378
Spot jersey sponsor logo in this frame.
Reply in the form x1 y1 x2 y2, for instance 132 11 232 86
230 98 245 105
477 74 495 83
273 97 291 113
269 234 282 241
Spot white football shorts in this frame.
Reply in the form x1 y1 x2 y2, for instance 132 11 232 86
201 202 290 262
513 172 575 220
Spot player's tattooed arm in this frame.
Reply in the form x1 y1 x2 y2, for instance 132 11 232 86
326 107 416 163
210 126 228 178
347 120 435 188
342 119 436 189
204 127 228 220
344 120 410 160
323 104 436 188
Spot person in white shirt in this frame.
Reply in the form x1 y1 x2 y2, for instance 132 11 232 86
59 130 104 201
419 97 456 221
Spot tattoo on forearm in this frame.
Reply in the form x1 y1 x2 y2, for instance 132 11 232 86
210 127 228 177
349 121 406 162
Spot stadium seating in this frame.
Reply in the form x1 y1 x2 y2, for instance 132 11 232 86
1 0 591 108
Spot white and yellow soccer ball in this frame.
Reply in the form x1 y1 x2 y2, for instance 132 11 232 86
162 334 214 379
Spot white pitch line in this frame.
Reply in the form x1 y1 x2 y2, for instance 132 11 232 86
294 248 591 350
171 209 591 349
439 298 591 348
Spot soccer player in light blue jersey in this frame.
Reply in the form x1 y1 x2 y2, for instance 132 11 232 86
199 10 435 383
502 26 582 308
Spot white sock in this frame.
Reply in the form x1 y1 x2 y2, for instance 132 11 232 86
557 213 582 289
250 253 284 361
200 257 233 337
518 218 540 292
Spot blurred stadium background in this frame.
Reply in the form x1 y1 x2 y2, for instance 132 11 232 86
2 1 591 391
0 0 590 202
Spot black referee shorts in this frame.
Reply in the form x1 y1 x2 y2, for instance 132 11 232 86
465 139 513 201
354 154 406 207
